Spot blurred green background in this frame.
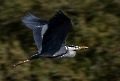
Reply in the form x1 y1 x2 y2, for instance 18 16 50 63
0 0 120 81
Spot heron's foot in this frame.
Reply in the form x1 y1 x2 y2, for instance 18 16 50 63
14 59 30 67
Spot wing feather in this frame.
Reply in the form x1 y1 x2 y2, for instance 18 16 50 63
21 13 48 53
41 10 73 57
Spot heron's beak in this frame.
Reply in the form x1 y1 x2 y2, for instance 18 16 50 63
14 59 30 67
78 46 88 49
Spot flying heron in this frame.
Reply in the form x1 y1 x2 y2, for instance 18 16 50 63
14 10 88 67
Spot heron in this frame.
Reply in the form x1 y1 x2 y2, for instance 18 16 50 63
14 10 88 67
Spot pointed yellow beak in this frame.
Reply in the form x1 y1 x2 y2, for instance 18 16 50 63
78 46 89 49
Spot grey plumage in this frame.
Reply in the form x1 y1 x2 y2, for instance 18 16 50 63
21 10 87 60
22 13 48 53
13 10 88 67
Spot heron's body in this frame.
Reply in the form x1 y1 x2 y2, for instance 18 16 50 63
30 46 77 59
21 10 88 60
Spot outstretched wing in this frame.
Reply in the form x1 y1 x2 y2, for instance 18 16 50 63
21 13 48 53
41 10 73 57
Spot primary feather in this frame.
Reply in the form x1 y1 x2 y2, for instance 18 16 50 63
22 13 48 53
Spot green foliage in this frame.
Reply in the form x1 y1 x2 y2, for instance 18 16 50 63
0 0 120 81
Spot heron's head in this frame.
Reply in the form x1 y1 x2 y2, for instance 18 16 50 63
68 45 88 51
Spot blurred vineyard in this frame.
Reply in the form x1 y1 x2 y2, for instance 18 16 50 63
0 0 120 81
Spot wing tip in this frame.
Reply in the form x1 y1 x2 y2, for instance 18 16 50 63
57 10 71 19
49 10 71 23
21 12 36 21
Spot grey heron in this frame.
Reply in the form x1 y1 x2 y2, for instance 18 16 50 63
14 10 88 67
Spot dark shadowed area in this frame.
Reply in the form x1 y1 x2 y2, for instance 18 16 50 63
0 0 120 81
